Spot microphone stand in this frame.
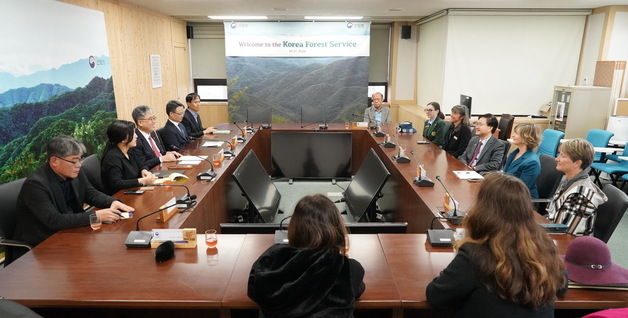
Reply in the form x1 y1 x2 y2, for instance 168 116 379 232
145 183 198 208
319 105 328 130
170 145 216 179
435 176 465 224
125 202 179 247
233 121 246 142
351 113 379 131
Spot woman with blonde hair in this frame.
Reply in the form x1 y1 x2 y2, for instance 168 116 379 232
427 173 567 317
503 123 541 198
248 194 365 318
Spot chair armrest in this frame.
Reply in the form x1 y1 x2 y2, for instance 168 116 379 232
0 238 32 250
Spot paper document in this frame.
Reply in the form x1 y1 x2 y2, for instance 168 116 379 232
213 130 231 135
178 160 202 165
202 141 224 147
453 170 484 180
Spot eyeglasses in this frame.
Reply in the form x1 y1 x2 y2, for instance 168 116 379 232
55 156 85 166
140 116 157 122
173 112 184 116
424 109 434 112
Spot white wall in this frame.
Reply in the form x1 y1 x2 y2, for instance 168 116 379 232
606 11 628 97
394 25 417 101
442 15 585 115
416 16 448 107
578 13 605 85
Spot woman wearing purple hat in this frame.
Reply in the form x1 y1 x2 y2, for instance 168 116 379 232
427 173 567 317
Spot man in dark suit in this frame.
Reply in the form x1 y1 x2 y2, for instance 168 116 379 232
458 113 505 174
129 105 180 169
182 93 216 138
11 136 134 262
159 100 191 151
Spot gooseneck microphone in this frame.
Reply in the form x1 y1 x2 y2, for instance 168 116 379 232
233 121 246 142
434 176 465 222
134 202 179 231
222 139 235 156
168 145 216 179
141 183 197 203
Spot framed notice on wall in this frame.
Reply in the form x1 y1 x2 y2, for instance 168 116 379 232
150 54 162 88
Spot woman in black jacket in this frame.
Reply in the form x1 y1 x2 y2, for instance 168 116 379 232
442 104 472 158
101 120 156 195
427 173 567 318
248 194 365 318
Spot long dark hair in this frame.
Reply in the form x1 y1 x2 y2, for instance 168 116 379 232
427 101 445 119
102 120 136 158
288 194 348 253
458 172 565 308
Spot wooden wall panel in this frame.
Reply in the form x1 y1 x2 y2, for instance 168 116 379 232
60 0 190 126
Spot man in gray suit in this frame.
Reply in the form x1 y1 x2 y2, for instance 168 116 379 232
458 113 505 175
363 92 391 125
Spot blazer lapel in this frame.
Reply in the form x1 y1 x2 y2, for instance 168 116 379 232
151 131 166 153
477 137 494 162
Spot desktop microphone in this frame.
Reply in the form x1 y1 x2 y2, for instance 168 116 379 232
381 134 396 148
124 201 179 248
169 146 216 179
319 105 328 130
275 215 292 244
244 108 255 133
141 183 197 204
233 121 246 142
351 113 378 130
434 176 465 224
222 139 235 156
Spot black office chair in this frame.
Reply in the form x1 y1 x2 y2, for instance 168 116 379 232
499 139 511 170
0 178 31 267
593 184 628 243
81 154 104 192
497 114 514 141
531 154 564 214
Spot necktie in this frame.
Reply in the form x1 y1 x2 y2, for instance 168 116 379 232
178 123 187 138
148 136 162 158
470 140 484 166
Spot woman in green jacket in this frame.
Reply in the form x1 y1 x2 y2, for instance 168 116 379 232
422 102 448 146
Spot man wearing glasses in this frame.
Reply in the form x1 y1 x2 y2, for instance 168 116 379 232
363 92 391 126
129 105 181 170
159 100 191 151
10 135 134 263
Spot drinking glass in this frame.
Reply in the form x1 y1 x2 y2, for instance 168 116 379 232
205 229 218 247
212 153 222 168
89 214 101 231
344 122 350 130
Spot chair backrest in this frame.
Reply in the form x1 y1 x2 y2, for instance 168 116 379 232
499 139 511 169
593 184 628 243
536 154 563 199
497 114 514 140
585 129 615 162
80 154 104 192
0 178 26 240
537 129 565 157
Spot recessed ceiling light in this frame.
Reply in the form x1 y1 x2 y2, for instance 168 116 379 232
273 8 287 12
208 16 269 20
304 16 363 20
389 8 403 12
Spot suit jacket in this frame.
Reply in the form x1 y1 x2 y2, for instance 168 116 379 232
13 164 116 247
129 128 166 170
504 149 541 198
458 136 505 174
159 120 189 151
443 123 472 158
101 147 146 195
181 109 205 139
363 106 391 125
423 116 448 146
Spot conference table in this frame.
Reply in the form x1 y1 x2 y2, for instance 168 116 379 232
0 123 626 317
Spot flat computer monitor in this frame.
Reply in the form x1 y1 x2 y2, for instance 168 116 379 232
232 150 281 223
271 132 352 178
344 148 390 222
460 94 472 115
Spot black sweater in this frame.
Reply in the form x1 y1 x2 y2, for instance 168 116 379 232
248 244 365 318
426 243 565 318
